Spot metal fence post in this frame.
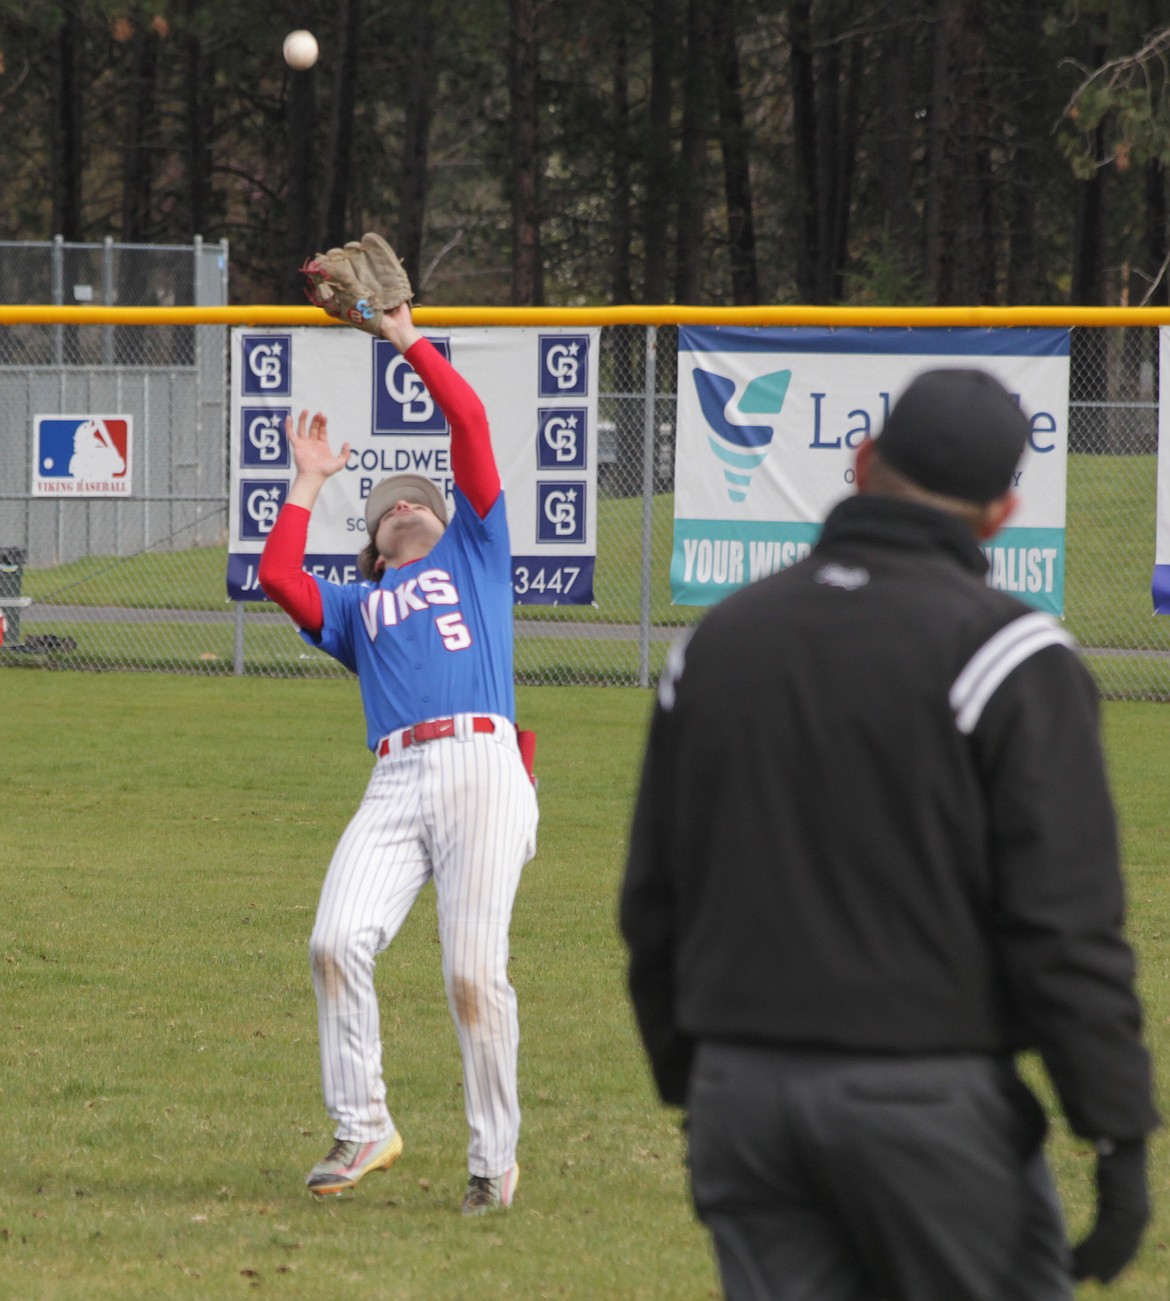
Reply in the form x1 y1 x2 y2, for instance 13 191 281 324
639 324 658 688
51 235 64 366
234 602 246 675
102 237 114 363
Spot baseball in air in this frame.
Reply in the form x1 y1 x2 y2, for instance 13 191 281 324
283 29 319 71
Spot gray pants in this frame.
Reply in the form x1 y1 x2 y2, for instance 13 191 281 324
687 1043 1073 1301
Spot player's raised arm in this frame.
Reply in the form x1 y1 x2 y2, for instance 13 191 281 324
379 303 501 519
258 410 351 632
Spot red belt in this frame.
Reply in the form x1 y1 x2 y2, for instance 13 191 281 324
378 715 495 756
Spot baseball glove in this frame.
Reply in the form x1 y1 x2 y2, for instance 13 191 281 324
301 232 413 335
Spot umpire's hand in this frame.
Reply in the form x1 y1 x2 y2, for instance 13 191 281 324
1071 1139 1151 1283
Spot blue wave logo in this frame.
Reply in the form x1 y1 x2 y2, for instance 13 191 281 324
693 367 791 502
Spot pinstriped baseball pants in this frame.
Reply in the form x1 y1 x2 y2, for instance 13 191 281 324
308 714 538 1178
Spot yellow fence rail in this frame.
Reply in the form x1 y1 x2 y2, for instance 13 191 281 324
4 304 1170 328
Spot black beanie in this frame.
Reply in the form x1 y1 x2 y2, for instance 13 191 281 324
873 368 1031 504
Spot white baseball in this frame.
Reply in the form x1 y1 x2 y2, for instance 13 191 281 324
283 30 319 71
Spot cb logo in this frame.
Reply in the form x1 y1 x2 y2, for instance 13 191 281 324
539 335 590 397
536 482 587 542
373 337 452 434
239 480 288 539
241 409 290 468
241 335 292 396
536 408 587 469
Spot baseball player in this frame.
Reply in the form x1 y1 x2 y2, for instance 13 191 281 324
258 286 538 1216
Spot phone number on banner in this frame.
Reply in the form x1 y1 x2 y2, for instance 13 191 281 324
511 557 594 606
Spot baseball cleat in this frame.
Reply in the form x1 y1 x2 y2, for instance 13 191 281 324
306 1130 404 1198
461 1163 519 1216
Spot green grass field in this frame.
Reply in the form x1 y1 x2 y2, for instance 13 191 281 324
2 677 1169 1299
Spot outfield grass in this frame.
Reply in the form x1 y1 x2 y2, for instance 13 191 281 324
2 677 1168 1299
1064 454 1170 657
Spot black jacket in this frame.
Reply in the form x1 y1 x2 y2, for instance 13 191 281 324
620 494 1157 1144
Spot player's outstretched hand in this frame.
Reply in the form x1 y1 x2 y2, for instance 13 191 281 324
286 409 351 481
379 300 422 355
1071 1139 1150 1283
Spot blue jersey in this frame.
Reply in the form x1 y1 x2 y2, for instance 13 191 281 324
303 486 515 750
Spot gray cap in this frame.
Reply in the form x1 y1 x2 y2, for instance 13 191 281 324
873 368 1031 504
364 473 448 533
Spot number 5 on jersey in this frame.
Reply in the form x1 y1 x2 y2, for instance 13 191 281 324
435 611 472 650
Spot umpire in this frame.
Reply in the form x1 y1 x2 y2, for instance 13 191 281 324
620 369 1158 1300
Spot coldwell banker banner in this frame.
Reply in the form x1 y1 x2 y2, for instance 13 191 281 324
673 327 1070 613
227 326 599 604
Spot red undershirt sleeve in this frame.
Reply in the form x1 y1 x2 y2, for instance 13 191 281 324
258 503 324 633
404 337 501 518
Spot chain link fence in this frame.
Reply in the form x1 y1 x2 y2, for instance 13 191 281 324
1 316 1167 697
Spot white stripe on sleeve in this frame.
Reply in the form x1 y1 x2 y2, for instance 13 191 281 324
950 612 1076 735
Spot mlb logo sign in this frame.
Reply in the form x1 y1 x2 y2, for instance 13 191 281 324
536 481 587 543
239 480 288 540
33 416 132 497
536 408 587 469
241 408 291 468
373 336 452 434
539 335 590 397
241 335 292 396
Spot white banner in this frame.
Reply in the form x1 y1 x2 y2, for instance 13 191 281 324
1152 327 1170 612
673 327 1070 612
227 326 599 604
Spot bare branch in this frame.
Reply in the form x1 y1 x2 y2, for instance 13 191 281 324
1138 244 1170 308
1056 27 1170 128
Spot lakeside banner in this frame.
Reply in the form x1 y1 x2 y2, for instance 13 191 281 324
1152 328 1170 612
672 327 1070 613
227 326 600 605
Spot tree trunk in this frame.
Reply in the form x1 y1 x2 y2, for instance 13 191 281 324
397 0 437 294
1143 160 1168 307
643 0 675 302
1071 123 1107 306
876 0 915 264
674 0 710 304
121 7 161 242
610 16 634 303
788 0 818 302
1068 36 1108 454
1003 5 1043 302
715 0 758 304
322 0 364 249
925 0 960 302
924 0 996 304
1006 167 1038 304
812 28 841 299
285 61 317 303
52 0 83 240
182 0 213 239
508 0 543 305
827 34 862 301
